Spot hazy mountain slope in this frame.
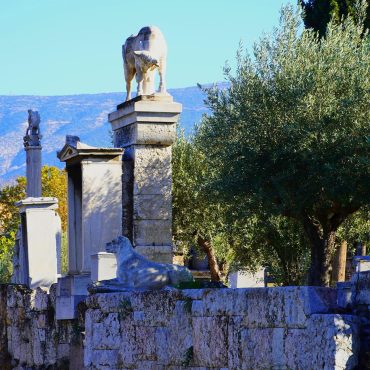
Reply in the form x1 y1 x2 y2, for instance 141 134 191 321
0 86 208 185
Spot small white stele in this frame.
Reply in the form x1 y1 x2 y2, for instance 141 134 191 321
91 252 117 282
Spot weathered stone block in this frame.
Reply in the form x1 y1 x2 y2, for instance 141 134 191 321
201 288 248 316
92 313 120 350
133 194 171 220
192 316 228 367
156 301 193 366
91 349 119 367
351 271 370 305
133 146 172 196
117 319 136 366
133 219 172 246
284 314 359 370
239 327 285 369
245 287 336 328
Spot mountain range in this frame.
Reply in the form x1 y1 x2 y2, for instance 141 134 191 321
0 85 211 186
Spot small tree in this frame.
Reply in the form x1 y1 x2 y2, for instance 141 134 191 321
197 4 370 286
172 129 226 281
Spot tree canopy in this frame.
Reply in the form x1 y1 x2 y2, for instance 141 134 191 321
196 4 370 286
300 0 370 36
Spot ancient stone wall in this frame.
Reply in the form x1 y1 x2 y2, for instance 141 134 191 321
4 284 84 370
84 287 359 370
0 284 365 369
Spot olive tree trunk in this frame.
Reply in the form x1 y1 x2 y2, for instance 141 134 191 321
197 235 222 282
302 217 337 286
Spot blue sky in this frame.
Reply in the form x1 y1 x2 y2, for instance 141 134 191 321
0 0 295 96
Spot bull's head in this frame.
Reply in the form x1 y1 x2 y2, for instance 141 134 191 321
133 51 159 71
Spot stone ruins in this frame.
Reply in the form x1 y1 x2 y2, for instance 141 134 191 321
1 26 370 369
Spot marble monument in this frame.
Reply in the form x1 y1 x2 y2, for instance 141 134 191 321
123 26 167 100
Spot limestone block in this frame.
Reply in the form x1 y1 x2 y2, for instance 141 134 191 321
108 95 182 135
156 301 193 366
284 314 359 370
133 146 172 196
200 288 248 316
192 316 228 367
117 319 137 366
92 313 120 350
135 245 173 264
133 194 171 220
133 219 172 246
114 122 176 147
84 309 93 367
239 327 286 369
56 295 86 320
134 326 157 361
337 282 352 309
351 271 370 305
245 287 336 328
30 287 48 311
91 349 119 367
227 316 244 370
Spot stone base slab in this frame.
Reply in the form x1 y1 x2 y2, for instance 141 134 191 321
56 274 91 320
91 252 117 282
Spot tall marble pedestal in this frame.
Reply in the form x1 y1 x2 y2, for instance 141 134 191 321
108 94 182 263
13 197 61 290
25 146 42 197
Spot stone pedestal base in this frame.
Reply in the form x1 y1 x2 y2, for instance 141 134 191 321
91 252 117 281
55 274 91 320
109 94 182 263
13 197 61 290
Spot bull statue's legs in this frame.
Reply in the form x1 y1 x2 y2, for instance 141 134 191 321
135 70 144 97
124 63 135 101
158 58 167 94
144 70 155 95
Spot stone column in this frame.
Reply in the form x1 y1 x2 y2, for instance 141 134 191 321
24 110 42 197
25 146 42 197
108 94 182 263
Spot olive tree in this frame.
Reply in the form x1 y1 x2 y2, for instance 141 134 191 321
197 4 370 286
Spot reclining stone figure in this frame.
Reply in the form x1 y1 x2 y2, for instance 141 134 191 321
92 236 193 291
122 26 167 101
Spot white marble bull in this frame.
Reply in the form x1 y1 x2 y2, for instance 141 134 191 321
122 26 167 101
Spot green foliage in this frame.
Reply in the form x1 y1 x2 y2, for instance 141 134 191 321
41 166 68 231
0 177 26 282
196 5 370 285
172 128 232 266
173 129 311 285
337 207 370 247
300 0 370 37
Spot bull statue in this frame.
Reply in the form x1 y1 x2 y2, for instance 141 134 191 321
123 26 167 101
